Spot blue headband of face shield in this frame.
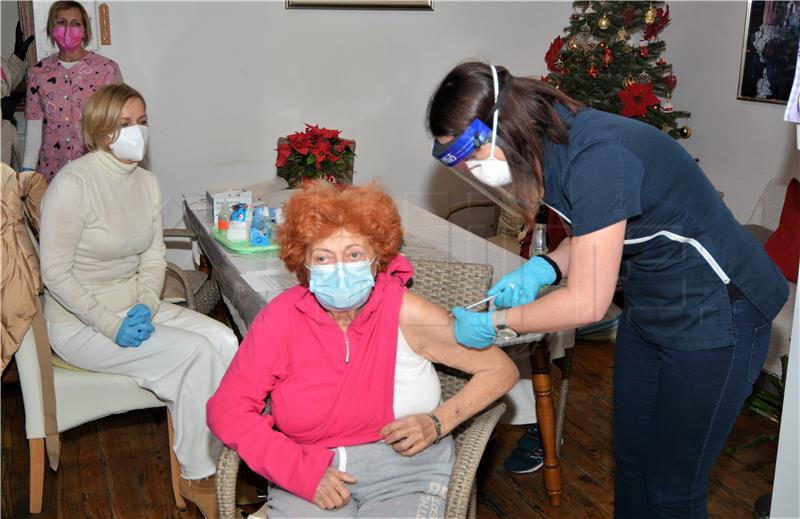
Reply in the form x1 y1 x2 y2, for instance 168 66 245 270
431 71 514 167
431 119 493 166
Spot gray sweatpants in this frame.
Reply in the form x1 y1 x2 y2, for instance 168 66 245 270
267 438 455 518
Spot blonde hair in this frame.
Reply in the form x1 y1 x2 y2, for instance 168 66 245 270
82 84 146 153
47 1 92 46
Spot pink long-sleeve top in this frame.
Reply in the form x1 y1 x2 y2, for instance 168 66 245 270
207 254 414 502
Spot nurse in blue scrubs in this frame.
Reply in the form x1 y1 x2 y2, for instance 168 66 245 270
427 61 788 518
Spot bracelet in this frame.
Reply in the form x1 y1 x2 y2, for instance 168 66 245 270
428 413 442 444
539 255 563 286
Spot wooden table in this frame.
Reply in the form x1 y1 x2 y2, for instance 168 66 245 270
183 196 565 506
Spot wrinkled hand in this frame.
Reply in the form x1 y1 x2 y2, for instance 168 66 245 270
114 304 155 348
380 414 437 456
313 467 357 510
451 307 496 349
14 22 34 60
487 256 556 309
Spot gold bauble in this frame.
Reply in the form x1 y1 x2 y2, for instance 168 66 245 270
644 5 657 25
623 74 637 88
568 36 580 51
680 125 692 138
598 14 611 30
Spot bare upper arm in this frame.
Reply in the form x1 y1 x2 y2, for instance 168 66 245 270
398 291 516 376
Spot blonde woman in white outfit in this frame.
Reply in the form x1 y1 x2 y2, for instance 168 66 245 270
39 83 237 519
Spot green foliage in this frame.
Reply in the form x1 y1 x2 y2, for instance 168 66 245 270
544 1 690 138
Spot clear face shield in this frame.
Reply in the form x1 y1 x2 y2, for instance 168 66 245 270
431 65 525 219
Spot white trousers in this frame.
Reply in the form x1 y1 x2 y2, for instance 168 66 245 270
47 302 238 479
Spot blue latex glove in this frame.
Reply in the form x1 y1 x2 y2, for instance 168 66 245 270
114 305 155 348
487 256 557 309
126 303 152 323
451 307 496 349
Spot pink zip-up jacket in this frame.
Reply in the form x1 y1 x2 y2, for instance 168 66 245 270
207 254 415 502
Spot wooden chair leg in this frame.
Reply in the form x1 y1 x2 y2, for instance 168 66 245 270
531 346 562 507
29 438 45 513
167 409 187 510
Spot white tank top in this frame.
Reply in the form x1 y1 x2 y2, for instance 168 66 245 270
393 327 441 419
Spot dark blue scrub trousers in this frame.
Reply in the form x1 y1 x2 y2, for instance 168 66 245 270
613 294 772 518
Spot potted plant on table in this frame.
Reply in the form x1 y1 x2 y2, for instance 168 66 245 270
275 124 356 188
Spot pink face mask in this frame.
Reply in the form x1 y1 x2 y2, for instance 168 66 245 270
52 26 84 52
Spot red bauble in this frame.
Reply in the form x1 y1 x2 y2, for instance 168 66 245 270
663 74 678 92
638 40 649 58
588 64 598 79
622 6 636 27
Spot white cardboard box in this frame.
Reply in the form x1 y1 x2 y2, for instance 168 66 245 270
206 189 253 226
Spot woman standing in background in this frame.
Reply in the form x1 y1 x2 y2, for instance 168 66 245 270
22 1 122 182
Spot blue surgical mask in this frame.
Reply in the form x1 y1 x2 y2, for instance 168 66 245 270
306 259 375 311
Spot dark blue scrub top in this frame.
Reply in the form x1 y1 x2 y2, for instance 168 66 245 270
541 105 788 350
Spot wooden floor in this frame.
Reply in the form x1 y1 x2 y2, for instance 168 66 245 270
2 312 778 518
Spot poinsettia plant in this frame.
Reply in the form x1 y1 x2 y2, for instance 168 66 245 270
275 124 355 187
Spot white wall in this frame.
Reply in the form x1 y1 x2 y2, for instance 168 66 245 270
16 0 797 226
93 0 572 229
667 1 798 222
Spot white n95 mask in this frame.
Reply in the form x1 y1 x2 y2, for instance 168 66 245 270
465 153 512 187
110 125 149 162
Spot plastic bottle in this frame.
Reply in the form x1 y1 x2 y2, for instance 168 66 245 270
218 206 230 231
529 205 549 256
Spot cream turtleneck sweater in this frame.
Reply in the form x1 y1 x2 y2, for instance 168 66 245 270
39 150 166 340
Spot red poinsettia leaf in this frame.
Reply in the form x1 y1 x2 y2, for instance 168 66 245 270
321 128 341 140
545 36 564 72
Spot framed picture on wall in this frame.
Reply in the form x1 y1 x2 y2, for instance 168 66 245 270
738 0 800 104
286 0 432 9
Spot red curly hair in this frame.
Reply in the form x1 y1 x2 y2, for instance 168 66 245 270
278 182 403 286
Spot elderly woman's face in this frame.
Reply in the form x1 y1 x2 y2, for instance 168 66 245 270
306 228 376 271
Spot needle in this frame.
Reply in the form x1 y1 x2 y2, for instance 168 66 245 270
463 294 497 311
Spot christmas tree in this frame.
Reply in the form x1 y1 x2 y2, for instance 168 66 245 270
544 1 692 139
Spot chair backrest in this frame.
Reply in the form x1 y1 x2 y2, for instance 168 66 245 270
408 259 493 311
407 259 494 444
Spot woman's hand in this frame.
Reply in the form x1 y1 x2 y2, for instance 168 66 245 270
313 467 357 510
380 413 437 456
487 255 558 308
451 307 496 348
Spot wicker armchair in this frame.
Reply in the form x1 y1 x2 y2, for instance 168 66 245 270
216 259 505 519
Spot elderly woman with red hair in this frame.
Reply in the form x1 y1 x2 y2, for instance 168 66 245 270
207 182 518 518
